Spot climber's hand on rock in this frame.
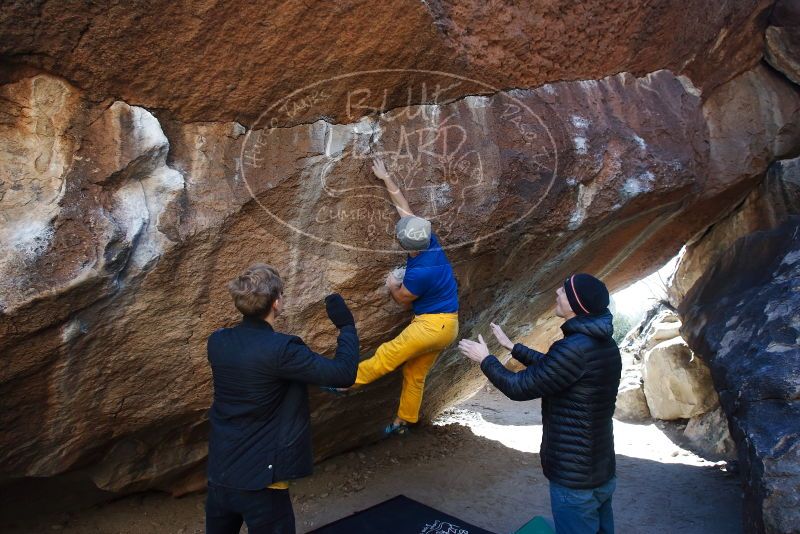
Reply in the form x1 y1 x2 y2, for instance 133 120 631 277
386 270 402 290
371 158 390 181
490 322 514 351
459 334 490 364
325 293 355 329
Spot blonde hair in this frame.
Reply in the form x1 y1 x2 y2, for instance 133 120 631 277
227 263 283 316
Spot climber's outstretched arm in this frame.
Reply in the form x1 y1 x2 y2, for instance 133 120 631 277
372 158 414 218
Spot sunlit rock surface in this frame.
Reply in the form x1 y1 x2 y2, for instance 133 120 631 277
642 337 718 420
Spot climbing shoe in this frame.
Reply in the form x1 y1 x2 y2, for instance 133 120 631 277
383 421 410 437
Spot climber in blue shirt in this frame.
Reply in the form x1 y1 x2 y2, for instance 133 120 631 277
340 158 459 435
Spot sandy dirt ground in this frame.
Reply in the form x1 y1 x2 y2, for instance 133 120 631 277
4 386 742 534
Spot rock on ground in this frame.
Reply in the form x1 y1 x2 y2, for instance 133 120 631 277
615 354 651 423
684 406 737 461
642 337 718 421
614 307 678 423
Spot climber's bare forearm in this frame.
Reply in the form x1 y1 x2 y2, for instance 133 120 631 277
389 284 416 310
372 158 414 217
383 176 414 218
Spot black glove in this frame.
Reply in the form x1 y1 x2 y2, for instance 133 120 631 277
325 293 355 329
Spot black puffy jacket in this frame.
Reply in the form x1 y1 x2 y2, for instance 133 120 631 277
480 312 621 489
207 316 358 490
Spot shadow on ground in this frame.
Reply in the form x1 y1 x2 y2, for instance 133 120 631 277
2 388 742 534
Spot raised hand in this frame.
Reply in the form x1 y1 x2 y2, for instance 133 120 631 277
325 293 355 329
372 157 414 217
385 268 403 290
458 334 490 364
371 158 390 181
490 322 514 351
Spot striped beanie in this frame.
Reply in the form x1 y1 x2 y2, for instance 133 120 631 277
563 273 610 315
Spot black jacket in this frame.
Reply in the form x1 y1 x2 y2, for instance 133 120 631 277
480 312 621 489
206 316 358 490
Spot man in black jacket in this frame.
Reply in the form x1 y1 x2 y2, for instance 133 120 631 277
459 273 621 534
206 263 359 534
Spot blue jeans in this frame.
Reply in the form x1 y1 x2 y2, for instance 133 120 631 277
205 484 295 534
549 477 616 534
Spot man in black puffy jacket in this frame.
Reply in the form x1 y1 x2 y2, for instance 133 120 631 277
206 263 359 534
459 273 621 534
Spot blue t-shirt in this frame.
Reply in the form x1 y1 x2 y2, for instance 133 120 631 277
402 234 459 315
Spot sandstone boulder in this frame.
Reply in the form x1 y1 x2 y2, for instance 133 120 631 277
0 67 711 499
1 1 800 513
0 0 773 123
614 305 676 423
618 306 682 359
614 350 651 422
646 313 682 351
642 337 718 420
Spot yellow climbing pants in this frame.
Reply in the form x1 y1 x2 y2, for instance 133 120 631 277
355 312 459 423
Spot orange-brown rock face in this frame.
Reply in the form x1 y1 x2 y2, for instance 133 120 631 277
0 0 772 123
1 0 799 516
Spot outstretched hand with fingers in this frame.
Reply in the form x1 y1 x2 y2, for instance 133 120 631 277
490 322 514 351
459 334 490 364
371 158 390 181
371 156 414 217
